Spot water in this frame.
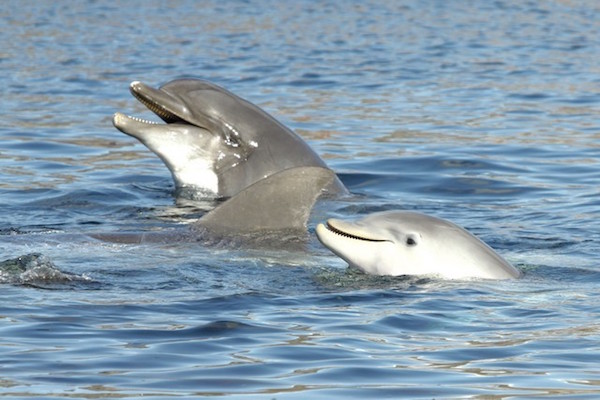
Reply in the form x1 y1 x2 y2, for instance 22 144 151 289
1 0 600 398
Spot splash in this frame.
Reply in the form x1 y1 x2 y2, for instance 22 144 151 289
0 253 92 288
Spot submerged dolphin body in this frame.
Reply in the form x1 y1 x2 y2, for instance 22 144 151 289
113 79 340 198
316 211 520 280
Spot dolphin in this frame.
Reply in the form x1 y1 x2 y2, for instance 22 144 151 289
113 79 341 198
316 210 521 280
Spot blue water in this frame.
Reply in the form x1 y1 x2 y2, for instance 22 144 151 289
1 0 600 398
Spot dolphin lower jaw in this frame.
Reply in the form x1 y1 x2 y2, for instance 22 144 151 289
121 114 160 125
112 112 160 134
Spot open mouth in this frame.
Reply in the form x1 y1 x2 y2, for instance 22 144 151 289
115 113 161 125
325 221 388 242
129 81 185 124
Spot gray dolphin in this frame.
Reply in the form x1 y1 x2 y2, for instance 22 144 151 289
113 79 341 198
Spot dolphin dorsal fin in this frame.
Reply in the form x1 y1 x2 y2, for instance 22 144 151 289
197 167 344 235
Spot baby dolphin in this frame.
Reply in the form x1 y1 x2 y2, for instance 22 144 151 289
316 211 520 280
113 79 339 198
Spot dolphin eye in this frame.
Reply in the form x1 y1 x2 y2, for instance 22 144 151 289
406 236 418 246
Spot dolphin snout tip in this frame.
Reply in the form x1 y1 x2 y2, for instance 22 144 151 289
315 223 328 242
112 112 128 129
129 81 146 95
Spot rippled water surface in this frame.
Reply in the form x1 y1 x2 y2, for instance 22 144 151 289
1 1 600 398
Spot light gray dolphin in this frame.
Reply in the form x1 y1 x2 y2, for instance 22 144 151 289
113 79 341 198
316 210 521 280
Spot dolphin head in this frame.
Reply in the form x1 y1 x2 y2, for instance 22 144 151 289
124 79 253 145
113 79 329 198
316 211 520 280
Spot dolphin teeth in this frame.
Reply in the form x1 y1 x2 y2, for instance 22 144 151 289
326 222 387 242
127 115 160 125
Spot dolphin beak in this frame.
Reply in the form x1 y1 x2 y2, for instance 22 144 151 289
129 81 186 123
318 219 389 242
